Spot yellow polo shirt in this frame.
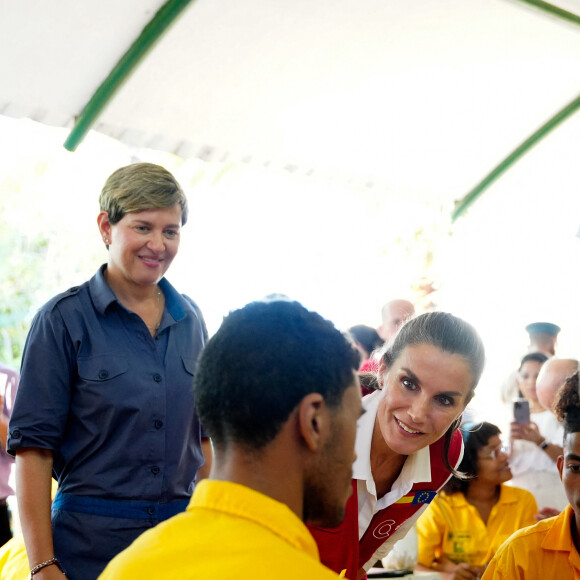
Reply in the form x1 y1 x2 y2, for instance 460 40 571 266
99 479 341 579
0 535 29 580
482 504 580 579
417 484 537 567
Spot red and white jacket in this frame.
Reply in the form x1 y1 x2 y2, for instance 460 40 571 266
308 390 463 580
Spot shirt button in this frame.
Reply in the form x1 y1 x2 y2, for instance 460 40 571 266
154 420 163 430
147 507 155 515
151 466 160 475
153 374 162 383
98 370 109 380
11 430 21 438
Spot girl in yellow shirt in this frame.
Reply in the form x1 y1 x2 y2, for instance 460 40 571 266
416 422 537 580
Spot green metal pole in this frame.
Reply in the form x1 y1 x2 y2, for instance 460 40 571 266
511 0 580 27
452 93 580 221
453 0 580 220
64 0 195 151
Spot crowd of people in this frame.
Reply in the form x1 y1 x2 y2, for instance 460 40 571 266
0 162 579 579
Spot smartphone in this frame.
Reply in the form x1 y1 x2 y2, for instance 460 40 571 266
367 570 413 578
513 399 530 424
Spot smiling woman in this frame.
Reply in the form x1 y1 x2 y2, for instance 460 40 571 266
7 163 208 580
416 422 537 579
309 312 485 580
98 206 183 334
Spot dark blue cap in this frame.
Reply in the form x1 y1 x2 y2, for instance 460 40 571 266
525 322 560 336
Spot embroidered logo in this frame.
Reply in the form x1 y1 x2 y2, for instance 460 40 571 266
373 519 396 539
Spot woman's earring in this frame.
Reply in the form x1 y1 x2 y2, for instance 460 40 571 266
103 237 110 244
451 414 463 432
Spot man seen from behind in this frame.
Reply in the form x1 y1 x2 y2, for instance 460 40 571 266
99 299 362 579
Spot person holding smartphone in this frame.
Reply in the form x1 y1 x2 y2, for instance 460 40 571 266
507 352 567 516
482 372 580 580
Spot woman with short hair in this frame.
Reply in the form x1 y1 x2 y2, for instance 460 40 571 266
8 163 207 580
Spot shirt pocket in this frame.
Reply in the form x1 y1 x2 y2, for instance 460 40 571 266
181 356 197 377
77 354 129 383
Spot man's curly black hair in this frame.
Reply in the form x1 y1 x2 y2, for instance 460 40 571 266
554 371 580 438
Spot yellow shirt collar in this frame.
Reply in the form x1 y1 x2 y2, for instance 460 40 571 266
190 479 321 560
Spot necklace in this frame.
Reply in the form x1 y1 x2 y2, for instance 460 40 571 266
146 290 164 335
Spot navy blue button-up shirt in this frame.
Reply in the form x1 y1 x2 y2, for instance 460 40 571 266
8 265 206 502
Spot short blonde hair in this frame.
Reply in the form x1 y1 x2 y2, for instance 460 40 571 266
99 163 188 225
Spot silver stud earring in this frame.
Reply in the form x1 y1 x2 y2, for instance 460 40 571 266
103 237 110 244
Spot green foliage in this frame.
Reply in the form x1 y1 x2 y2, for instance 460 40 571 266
0 212 48 366
0 158 102 367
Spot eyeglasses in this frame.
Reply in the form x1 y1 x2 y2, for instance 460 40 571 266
479 446 508 460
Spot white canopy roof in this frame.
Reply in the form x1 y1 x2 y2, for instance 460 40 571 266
1 0 580 213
